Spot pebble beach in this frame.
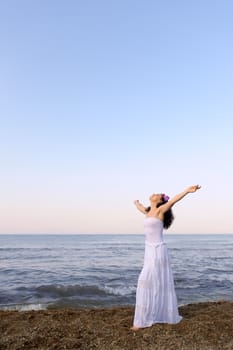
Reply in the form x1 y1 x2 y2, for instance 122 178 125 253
1 301 233 350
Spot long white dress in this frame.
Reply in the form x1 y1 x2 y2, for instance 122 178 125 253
133 217 182 328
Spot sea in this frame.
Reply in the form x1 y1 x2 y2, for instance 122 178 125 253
0 234 233 311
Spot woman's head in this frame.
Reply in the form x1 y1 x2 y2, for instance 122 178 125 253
149 193 170 205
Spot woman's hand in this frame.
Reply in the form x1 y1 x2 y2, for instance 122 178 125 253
186 185 201 193
134 200 147 214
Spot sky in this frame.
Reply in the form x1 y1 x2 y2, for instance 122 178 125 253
0 0 233 234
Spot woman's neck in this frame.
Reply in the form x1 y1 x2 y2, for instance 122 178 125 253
150 203 158 210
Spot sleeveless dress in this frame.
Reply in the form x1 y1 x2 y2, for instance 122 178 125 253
133 217 182 328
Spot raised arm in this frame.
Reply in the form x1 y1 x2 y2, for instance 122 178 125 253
134 200 147 214
160 185 201 214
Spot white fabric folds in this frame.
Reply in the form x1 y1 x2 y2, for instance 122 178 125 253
133 217 182 328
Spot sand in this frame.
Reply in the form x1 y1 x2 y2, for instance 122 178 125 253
0 301 233 350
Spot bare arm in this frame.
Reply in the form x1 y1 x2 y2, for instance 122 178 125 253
160 185 201 214
134 200 147 214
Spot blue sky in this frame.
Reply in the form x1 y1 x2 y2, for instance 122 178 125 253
0 0 233 234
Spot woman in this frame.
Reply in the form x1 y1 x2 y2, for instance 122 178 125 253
131 185 201 331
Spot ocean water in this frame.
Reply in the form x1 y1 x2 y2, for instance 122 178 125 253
0 234 233 311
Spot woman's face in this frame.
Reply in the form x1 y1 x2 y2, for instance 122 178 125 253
149 193 164 203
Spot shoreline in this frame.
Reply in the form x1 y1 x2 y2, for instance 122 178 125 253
1 300 233 349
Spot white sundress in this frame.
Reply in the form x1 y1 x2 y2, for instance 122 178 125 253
133 217 182 328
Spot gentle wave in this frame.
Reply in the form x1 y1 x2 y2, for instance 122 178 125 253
0 283 136 310
1 303 47 311
36 284 108 297
35 283 135 298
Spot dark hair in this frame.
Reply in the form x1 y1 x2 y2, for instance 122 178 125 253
145 201 174 229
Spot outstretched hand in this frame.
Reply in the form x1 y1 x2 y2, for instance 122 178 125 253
187 185 201 193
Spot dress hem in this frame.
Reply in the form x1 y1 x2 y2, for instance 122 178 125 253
134 316 183 328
